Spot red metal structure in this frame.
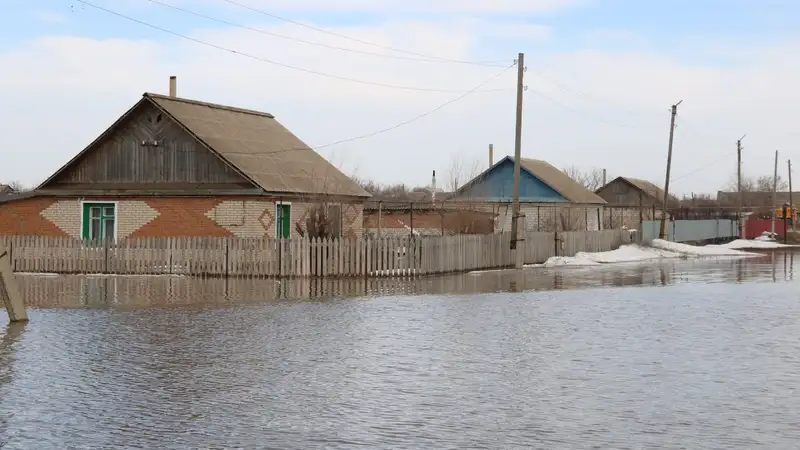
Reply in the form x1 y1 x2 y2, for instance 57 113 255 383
743 216 790 239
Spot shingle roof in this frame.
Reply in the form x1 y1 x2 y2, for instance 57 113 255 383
146 93 370 198
518 158 607 204
619 177 677 203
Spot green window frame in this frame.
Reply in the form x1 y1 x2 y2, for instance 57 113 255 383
276 204 291 239
82 202 116 241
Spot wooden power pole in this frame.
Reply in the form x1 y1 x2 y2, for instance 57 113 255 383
737 136 745 238
789 159 794 231
772 150 779 235
659 100 682 240
510 53 525 268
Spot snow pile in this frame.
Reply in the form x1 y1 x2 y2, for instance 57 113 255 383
648 239 756 257
716 239 796 250
537 244 679 267
535 239 760 268
749 231 777 242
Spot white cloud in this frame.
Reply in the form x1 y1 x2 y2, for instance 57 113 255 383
1 17 799 197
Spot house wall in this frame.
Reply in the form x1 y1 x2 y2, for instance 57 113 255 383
45 102 252 189
457 159 568 203
0 197 363 239
596 179 654 206
472 202 602 232
362 210 495 236
603 206 665 230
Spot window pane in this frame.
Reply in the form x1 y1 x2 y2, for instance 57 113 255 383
90 218 101 240
90 207 101 218
104 218 115 240
103 206 115 217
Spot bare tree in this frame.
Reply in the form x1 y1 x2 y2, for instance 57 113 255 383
726 173 787 193
445 154 482 192
1 180 28 193
562 166 604 191
756 174 788 192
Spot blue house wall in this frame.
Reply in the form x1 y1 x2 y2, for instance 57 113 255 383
457 158 568 203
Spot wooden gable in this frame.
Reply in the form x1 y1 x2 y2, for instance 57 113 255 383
39 99 256 191
455 157 568 203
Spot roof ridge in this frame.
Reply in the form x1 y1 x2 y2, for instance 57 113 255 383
143 93 275 119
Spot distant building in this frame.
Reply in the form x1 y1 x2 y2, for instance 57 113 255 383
595 176 678 207
593 176 680 228
450 156 607 231
717 191 800 208
0 184 13 196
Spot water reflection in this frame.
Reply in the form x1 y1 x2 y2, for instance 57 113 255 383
3 250 796 310
0 252 799 448
0 322 26 447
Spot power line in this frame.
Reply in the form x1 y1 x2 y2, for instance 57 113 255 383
526 86 643 130
527 69 662 119
674 115 733 146
219 0 508 66
145 0 508 67
312 63 518 150
221 62 518 157
75 0 510 93
670 152 732 182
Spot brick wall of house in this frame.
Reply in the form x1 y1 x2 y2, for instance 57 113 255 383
0 197 364 239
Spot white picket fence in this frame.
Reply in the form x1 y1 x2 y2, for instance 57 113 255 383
1 229 634 278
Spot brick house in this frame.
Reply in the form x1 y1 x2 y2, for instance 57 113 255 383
0 84 370 240
450 156 607 231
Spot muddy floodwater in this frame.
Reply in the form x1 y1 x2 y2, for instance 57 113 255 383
2 251 800 449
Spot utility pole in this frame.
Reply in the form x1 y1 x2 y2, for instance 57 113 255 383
510 53 525 268
737 135 745 238
789 159 794 231
772 150 778 235
659 100 682 240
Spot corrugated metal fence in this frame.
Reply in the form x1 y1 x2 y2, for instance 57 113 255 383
640 219 738 242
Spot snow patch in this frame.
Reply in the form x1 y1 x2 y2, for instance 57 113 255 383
533 245 679 268
648 239 757 257
533 238 762 268
715 239 796 250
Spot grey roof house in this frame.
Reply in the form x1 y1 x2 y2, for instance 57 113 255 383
595 176 679 207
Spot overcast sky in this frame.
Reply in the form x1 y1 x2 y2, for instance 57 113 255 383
2 0 799 195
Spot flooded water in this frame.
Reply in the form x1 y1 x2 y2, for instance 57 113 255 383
2 250 800 448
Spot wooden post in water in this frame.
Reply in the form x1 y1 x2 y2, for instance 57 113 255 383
0 240 27 322
514 215 526 268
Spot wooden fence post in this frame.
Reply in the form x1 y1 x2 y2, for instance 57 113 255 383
0 240 27 322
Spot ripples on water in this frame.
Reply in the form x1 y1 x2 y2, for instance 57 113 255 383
1 251 799 448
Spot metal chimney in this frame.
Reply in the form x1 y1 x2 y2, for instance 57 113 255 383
489 144 494 168
169 76 177 97
431 170 437 206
